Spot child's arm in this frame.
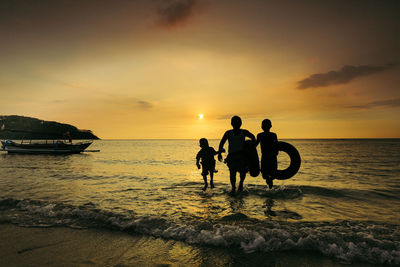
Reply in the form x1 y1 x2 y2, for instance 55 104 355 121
272 133 278 155
196 152 201 169
212 147 225 155
255 133 261 147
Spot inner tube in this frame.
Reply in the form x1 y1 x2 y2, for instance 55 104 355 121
244 140 260 177
276 141 301 180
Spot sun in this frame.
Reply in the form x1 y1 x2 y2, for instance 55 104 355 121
198 114 204 120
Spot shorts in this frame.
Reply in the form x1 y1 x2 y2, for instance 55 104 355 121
226 152 247 173
201 161 215 176
261 155 277 178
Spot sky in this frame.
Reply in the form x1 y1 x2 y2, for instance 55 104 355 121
0 0 399 139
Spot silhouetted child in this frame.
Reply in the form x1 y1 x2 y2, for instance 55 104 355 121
218 116 256 194
256 119 278 189
196 138 221 191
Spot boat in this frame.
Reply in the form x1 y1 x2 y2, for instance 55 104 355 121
1 140 93 154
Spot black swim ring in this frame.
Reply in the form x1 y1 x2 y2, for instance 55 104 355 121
276 141 301 180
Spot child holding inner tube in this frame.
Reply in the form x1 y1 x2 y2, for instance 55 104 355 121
218 116 256 194
255 119 278 189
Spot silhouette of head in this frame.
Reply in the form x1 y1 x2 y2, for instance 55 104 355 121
262 119 272 131
231 116 242 129
199 138 209 148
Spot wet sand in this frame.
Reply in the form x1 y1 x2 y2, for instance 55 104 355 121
0 224 375 267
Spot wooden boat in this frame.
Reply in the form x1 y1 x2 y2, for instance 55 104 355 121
1 140 92 154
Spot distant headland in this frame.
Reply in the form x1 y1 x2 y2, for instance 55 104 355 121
0 115 100 140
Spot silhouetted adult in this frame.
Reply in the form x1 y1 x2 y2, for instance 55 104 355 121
218 116 256 194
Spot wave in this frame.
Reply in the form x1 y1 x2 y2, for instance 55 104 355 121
248 184 400 202
1 197 399 265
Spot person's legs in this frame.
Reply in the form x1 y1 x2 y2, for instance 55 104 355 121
260 156 267 180
266 175 273 189
238 171 246 192
262 156 275 189
202 173 208 191
229 169 236 193
267 156 277 189
210 172 215 188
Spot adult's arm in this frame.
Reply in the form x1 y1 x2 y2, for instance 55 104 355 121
218 131 229 151
244 129 256 142
218 131 229 161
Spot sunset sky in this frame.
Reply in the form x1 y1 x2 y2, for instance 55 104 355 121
1 0 399 139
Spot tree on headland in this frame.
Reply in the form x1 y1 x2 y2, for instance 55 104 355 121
0 115 100 140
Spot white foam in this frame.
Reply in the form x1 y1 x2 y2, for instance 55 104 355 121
6 199 400 266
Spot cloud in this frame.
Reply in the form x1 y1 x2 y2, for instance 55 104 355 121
349 98 400 109
51 99 68 103
217 114 236 120
136 100 153 110
216 113 268 120
101 95 153 111
156 0 197 28
297 63 397 89
120 98 153 110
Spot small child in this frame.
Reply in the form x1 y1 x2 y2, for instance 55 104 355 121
256 119 278 189
196 138 222 191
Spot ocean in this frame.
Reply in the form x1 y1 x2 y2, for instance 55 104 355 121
1 139 399 266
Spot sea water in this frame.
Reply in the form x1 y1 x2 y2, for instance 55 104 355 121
0 139 399 265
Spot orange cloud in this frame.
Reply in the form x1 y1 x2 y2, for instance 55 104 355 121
348 98 400 109
298 63 397 89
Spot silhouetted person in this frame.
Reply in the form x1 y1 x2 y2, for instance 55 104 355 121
218 116 256 194
256 119 278 189
196 138 222 191
64 131 72 143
